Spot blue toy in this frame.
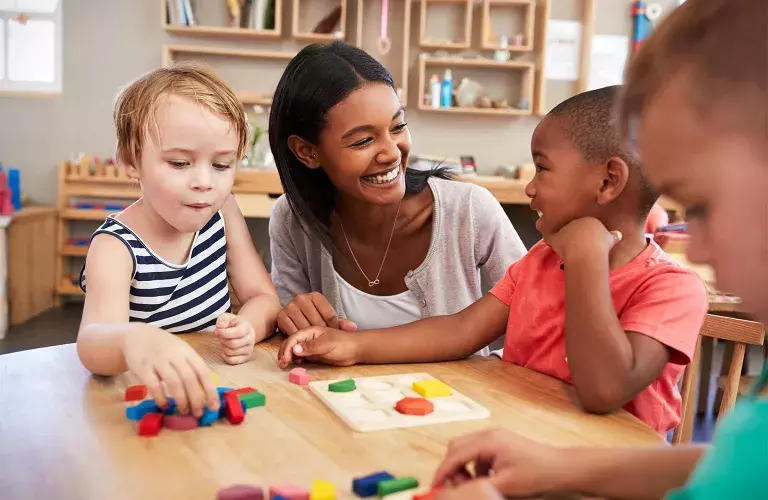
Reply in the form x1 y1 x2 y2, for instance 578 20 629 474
126 399 161 421
8 169 20 211
352 471 395 497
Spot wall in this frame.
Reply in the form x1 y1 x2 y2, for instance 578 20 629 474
0 0 678 256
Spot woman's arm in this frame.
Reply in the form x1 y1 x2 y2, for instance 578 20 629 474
222 195 281 343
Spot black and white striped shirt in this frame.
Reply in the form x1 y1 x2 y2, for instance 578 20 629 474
80 212 231 334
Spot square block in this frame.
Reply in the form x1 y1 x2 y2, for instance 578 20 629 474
412 379 452 398
289 368 311 386
269 484 309 500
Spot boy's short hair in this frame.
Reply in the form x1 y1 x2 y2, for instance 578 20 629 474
547 85 659 218
114 63 248 169
619 0 766 151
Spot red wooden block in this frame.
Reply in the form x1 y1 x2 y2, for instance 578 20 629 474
163 414 199 431
395 397 434 416
230 387 257 397
224 392 245 425
138 412 163 436
124 385 148 402
413 487 442 500
288 367 310 386
269 484 309 500
217 484 264 500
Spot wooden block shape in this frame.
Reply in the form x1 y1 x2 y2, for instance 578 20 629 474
217 484 264 500
269 484 309 500
413 488 442 500
395 397 434 416
124 384 147 402
126 399 161 421
240 391 266 409
199 407 219 426
164 414 199 431
289 367 311 386
412 379 452 398
309 479 335 500
352 471 394 497
138 412 163 437
224 393 245 425
378 477 419 497
328 379 356 393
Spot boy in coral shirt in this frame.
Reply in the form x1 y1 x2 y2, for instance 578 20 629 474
277 85 708 434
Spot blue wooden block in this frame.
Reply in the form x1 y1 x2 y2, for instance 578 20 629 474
199 407 219 426
163 398 177 415
352 471 394 497
126 399 160 421
217 387 234 397
104 204 124 210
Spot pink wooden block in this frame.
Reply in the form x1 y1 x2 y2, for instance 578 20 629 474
217 484 264 500
269 484 309 500
288 368 310 386
163 414 199 431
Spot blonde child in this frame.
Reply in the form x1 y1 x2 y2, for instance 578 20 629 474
433 0 768 498
78 64 280 417
278 85 709 434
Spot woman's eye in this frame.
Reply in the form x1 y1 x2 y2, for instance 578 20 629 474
351 138 372 147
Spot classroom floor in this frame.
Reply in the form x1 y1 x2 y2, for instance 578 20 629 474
1 304 764 444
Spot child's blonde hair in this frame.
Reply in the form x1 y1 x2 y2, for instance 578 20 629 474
618 0 766 150
114 62 249 168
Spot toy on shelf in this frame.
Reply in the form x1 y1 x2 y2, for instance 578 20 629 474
632 1 663 53
0 169 14 215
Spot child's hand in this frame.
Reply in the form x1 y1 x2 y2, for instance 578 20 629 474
276 326 360 368
434 480 504 500
545 216 622 263
214 313 256 365
123 328 220 417
433 429 568 498
277 292 358 335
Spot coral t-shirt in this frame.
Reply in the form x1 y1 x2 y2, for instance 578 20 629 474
491 240 708 433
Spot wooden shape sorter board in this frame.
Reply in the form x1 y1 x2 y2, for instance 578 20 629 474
308 373 490 432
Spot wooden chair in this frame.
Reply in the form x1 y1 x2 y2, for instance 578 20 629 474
672 314 765 444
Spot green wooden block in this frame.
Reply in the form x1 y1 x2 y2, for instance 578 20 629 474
377 477 418 497
239 391 266 408
328 379 356 393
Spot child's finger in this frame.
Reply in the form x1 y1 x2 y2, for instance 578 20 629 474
136 364 167 408
292 334 333 358
223 353 250 365
278 330 316 366
220 335 253 350
338 318 357 331
155 362 190 414
216 312 238 329
171 358 206 418
216 325 248 340
187 355 220 412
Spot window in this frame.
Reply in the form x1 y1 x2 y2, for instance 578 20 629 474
0 0 62 94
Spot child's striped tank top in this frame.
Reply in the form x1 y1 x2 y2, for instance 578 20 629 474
80 211 232 334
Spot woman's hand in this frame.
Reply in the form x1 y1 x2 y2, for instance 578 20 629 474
277 292 357 335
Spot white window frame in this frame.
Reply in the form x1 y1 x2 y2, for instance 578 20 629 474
0 0 62 95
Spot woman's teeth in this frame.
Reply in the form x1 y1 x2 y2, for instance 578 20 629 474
536 210 543 217
363 167 400 185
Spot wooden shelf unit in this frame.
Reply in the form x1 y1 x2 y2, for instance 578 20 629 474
291 0 347 41
419 0 473 50
417 56 535 116
481 0 535 51
162 0 283 38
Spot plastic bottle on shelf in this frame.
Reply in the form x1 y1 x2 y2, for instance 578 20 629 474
429 74 441 108
440 69 453 108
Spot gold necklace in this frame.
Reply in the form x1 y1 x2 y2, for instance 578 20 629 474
339 201 402 287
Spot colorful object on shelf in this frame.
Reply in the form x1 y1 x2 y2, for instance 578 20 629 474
377 0 391 55
440 69 453 108
8 168 21 210
0 169 13 215
632 1 661 53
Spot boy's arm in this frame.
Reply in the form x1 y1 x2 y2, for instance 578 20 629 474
278 294 510 367
222 196 281 343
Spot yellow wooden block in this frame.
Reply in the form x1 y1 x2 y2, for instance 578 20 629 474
412 379 452 398
310 479 336 500
211 372 218 385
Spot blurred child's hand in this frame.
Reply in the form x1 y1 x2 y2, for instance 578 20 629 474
434 480 504 500
545 216 622 263
277 292 358 335
277 326 360 368
123 328 220 417
433 429 568 498
215 313 256 365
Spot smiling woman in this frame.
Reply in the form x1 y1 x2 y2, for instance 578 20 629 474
268 42 526 345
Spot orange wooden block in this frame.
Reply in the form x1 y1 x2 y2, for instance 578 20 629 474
414 488 442 500
395 397 434 416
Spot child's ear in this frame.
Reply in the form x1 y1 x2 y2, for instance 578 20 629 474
287 135 321 169
597 157 630 206
123 161 139 180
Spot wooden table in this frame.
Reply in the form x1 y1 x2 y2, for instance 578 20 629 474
0 335 664 499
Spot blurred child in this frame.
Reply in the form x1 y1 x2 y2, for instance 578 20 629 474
278 85 708 434
433 0 768 498
78 64 280 417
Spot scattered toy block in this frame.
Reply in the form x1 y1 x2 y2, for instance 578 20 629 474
309 479 335 500
138 412 163 437
328 379 356 393
269 484 309 500
124 384 147 402
378 477 419 497
239 391 266 409
395 397 434 416
224 392 245 425
352 471 394 497
217 484 264 500
289 367 311 386
126 399 161 421
163 414 199 431
412 379 452 398
104 204 125 211
163 398 178 415
199 407 219 426
412 488 442 500
231 387 257 397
